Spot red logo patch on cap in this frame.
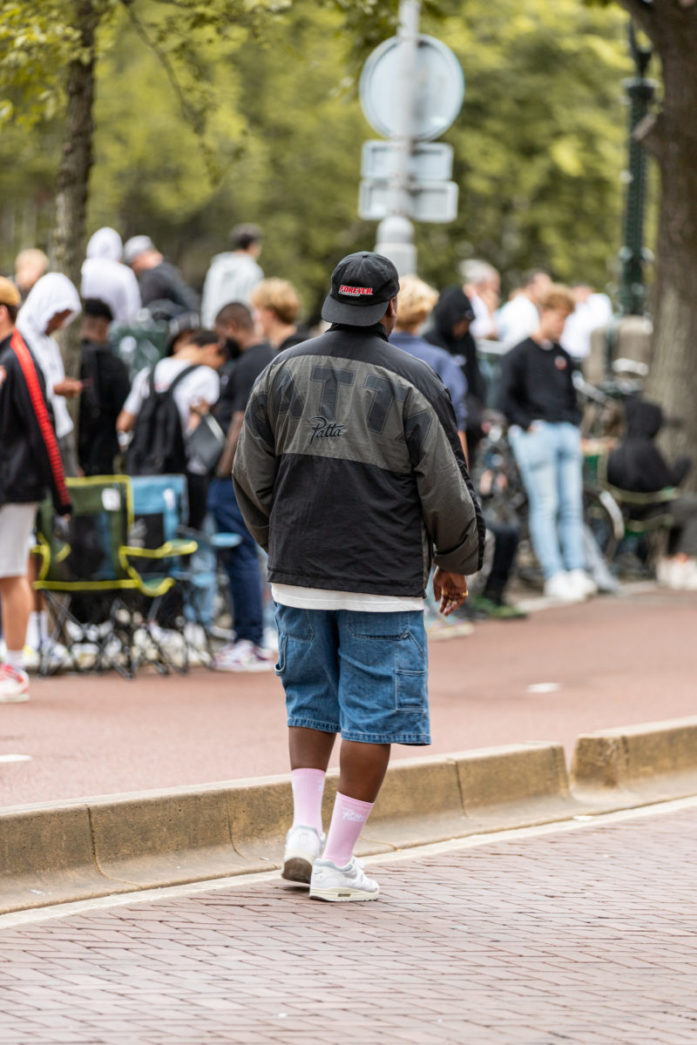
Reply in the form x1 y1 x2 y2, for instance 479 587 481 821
338 284 374 297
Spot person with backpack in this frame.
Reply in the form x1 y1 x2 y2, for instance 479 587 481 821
117 330 227 527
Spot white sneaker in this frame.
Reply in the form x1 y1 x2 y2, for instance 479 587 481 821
213 639 273 673
665 558 697 591
281 825 325 884
310 856 380 902
682 560 697 591
0 664 30 703
23 642 68 673
544 572 584 603
566 569 598 599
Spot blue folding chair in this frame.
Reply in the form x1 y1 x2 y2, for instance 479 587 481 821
127 475 199 670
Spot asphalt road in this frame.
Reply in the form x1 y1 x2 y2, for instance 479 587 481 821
1 586 694 809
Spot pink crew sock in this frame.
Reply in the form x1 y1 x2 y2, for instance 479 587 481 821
291 768 326 834
322 792 374 868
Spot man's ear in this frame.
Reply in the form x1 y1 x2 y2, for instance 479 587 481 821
386 297 398 319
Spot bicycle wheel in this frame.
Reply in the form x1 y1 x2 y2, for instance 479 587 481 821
583 487 624 563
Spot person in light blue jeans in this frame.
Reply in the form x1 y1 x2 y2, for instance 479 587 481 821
508 420 584 578
498 285 596 602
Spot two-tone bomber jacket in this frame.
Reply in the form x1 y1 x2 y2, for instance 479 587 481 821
0 330 71 514
232 323 485 597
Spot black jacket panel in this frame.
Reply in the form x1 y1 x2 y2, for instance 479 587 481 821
232 325 484 596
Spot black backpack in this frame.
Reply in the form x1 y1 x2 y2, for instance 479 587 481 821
126 364 199 476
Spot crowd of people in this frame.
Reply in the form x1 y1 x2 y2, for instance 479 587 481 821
1 228 695 707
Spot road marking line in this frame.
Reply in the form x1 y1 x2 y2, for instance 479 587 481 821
0 754 31 764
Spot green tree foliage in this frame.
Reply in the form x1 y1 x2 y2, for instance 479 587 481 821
1 0 631 317
416 0 631 294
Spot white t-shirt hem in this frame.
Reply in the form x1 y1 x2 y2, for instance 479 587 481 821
271 583 424 613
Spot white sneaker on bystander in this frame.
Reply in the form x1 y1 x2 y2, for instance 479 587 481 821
0 664 30 702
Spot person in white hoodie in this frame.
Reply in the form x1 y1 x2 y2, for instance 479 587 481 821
16 272 82 664
81 226 141 324
17 272 82 476
201 224 263 327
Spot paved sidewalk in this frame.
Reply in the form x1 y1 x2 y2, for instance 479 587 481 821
2 804 697 1043
1 587 696 809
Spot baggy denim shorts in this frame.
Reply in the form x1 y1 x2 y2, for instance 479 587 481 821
274 604 430 745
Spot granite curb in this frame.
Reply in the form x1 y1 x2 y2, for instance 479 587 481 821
3 716 697 915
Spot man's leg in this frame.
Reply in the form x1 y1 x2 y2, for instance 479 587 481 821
338 740 391 803
288 726 335 835
309 609 428 901
278 608 341 883
315 739 390 875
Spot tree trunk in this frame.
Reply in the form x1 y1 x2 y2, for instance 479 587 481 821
52 0 100 382
640 13 697 493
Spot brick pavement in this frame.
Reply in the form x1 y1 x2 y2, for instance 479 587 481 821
2 805 697 1043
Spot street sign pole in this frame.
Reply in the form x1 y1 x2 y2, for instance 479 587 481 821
375 0 420 276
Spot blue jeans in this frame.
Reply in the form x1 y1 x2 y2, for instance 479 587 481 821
207 479 264 647
275 604 430 745
509 421 585 579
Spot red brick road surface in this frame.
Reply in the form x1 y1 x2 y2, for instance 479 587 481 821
0 587 695 808
1 804 697 1043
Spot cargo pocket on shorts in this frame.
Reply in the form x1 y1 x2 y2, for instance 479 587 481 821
394 630 427 712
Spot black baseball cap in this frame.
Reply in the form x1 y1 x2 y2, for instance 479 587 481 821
321 251 400 327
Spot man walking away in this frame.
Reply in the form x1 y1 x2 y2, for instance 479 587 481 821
201 224 263 327
232 252 484 901
0 278 71 701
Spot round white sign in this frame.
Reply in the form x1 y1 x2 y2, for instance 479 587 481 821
359 34 465 142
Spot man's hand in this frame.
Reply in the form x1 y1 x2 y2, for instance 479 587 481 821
433 568 468 617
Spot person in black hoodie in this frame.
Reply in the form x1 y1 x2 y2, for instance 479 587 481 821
78 299 131 476
425 285 488 464
608 397 697 588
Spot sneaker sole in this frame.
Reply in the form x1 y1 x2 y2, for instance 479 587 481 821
0 692 30 703
281 857 313 884
309 886 379 903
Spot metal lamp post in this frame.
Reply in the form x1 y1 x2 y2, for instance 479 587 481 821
374 0 420 276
